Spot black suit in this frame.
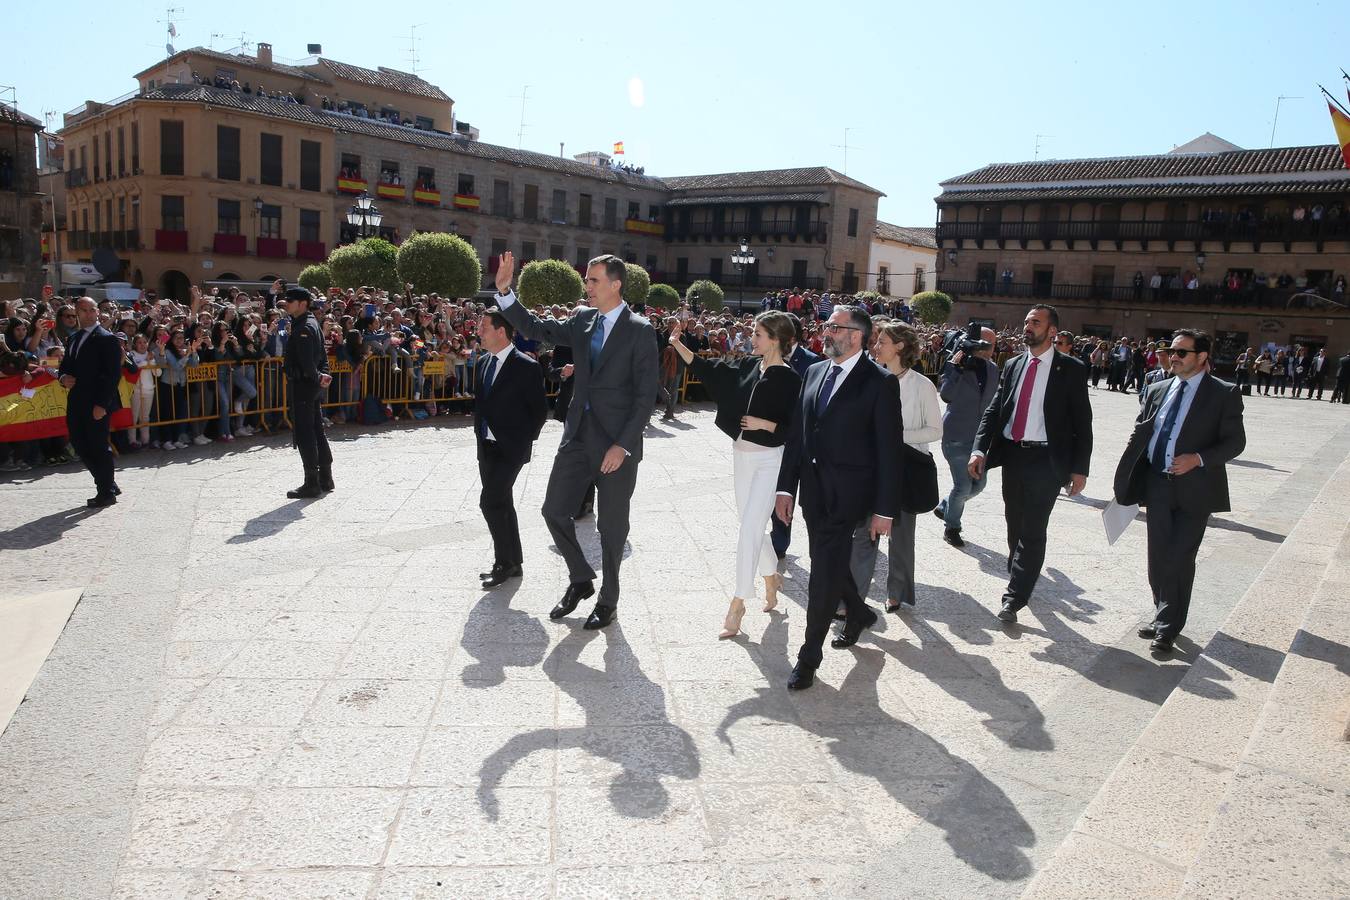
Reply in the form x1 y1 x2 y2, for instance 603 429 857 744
1335 353 1350 403
777 355 902 668
58 326 123 495
1114 373 1245 638
475 349 548 569
974 350 1093 609
772 343 825 558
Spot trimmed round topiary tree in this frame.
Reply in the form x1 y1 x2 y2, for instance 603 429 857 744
518 259 585 308
396 231 482 298
327 237 400 296
647 283 681 310
621 263 650 307
297 263 332 294
686 279 725 311
853 290 882 307
911 290 954 325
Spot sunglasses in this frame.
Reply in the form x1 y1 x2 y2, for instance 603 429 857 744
822 323 862 334
1169 348 1200 358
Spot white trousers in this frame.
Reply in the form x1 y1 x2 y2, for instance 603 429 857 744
131 383 156 444
733 442 783 598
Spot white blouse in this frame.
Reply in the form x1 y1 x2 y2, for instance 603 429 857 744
897 367 943 453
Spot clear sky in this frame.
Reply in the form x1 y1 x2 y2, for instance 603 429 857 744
7 0 1348 225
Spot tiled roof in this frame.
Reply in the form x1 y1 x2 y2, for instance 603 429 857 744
936 179 1350 204
0 103 42 128
315 59 450 102
664 166 884 195
138 47 328 83
874 222 936 248
665 192 828 207
135 85 664 189
943 145 1344 186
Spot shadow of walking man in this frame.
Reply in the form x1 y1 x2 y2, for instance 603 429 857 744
476 624 700 821
717 613 1036 881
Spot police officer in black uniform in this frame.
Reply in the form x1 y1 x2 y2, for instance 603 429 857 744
282 286 334 498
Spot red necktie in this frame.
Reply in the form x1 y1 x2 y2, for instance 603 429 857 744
1010 357 1040 441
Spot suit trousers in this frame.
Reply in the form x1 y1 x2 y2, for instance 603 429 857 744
67 403 115 493
1001 444 1062 609
732 444 782 598
798 507 869 669
290 381 332 475
1144 472 1210 638
771 505 792 558
541 412 638 605
849 511 917 606
478 440 525 567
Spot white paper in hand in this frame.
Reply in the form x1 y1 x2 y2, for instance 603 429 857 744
1102 499 1138 546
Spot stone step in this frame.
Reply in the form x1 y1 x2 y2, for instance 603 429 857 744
1020 449 1350 899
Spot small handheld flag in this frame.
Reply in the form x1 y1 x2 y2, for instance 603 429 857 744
612 141 625 155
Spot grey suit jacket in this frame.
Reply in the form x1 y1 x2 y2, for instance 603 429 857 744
1113 373 1246 513
497 292 658 460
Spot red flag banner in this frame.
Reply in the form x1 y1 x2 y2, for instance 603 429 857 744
1329 101 1350 169
612 141 625 155
0 369 136 442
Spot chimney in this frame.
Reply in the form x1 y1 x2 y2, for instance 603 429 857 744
257 42 273 66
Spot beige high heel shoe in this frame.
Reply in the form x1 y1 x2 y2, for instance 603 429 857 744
719 598 747 639
762 574 781 612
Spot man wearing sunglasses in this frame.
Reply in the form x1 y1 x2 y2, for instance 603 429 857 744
1113 329 1246 654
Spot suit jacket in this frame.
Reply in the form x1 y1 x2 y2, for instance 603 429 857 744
58 326 123 413
498 294 658 460
788 344 823 379
547 343 575 423
776 355 903 528
475 348 547 463
1113 373 1246 513
1337 354 1350 381
974 350 1092 484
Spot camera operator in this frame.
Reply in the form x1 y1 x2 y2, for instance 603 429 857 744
935 325 998 547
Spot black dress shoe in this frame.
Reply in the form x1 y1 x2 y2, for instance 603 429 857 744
832 607 879 648
1150 635 1175 653
583 603 616 630
110 484 122 496
996 603 1018 624
480 564 523 588
87 492 117 508
787 664 816 690
943 528 965 548
1138 623 1159 639
286 481 322 499
549 580 595 620
319 469 335 492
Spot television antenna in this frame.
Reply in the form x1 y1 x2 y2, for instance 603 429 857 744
831 127 861 174
209 32 227 49
158 7 183 54
1034 133 1054 160
513 84 530 149
1269 95 1303 148
405 24 427 75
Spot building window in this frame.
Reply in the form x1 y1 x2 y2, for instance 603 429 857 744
103 132 112 180
340 153 362 180
416 166 436 190
646 254 658 272
300 140 321 192
676 257 689 281
627 201 640 221
217 125 241 181
260 133 283 186
491 238 508 269
92 136 100 181
131 122 139 173
579 194 593 227
457 173 474 195
217 199 241 235
523 184 539 219
604 198 618 230
549 244 563 260
299 209 321 243
521 240 536 263
913 265 925 293
117 196 126 232
576 247 590 269
550 190 567 223
161 195 185 231
847 208 859 237
380 160 401 185
843 261 857 292
116 127 126 177
877 264 889 293
259 204 281 239
159 121 184 176
93 202 101 235
709 258 723 280
415 115 434 130
492 179 511 217
648 204 662 221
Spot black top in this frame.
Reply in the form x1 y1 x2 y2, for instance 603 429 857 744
690 355 800 448
284 312 329 384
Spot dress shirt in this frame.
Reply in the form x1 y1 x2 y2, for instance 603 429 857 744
495 289 623 351
1001 346 1055 442
1147 370 1206 471
68 324 97 358
480 344 514 442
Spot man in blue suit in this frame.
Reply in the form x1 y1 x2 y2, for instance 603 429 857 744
58 298 124 507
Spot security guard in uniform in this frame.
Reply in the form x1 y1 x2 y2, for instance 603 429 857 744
282 286 334 498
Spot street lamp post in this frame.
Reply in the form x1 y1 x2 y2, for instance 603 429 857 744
730 238 756 311
345 192 383 240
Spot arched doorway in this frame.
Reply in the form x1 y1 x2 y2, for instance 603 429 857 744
159 269 191 302
216 272 241 281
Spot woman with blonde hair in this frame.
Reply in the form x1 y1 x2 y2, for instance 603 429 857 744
852 319 942 611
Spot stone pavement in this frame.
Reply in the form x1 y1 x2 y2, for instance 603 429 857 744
1 388 1347 899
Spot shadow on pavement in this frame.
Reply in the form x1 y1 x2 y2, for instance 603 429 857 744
0 506 102 551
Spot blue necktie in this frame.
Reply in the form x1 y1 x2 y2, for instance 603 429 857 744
479 356 498 439
589 315 606 370
1151 381 1187 473
815 365 841 418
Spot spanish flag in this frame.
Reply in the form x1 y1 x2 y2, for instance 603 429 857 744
1330 101 1350 169
612 141 625 155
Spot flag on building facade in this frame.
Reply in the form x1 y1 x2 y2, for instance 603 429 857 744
612 141 625 155
1328 101 1350 169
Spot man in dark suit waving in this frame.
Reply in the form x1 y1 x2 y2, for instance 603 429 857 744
58 297 124 507
775 306 902 690
1114 329 1245 653
474 307 548 589
970 304 1092 624
493 252 658 629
